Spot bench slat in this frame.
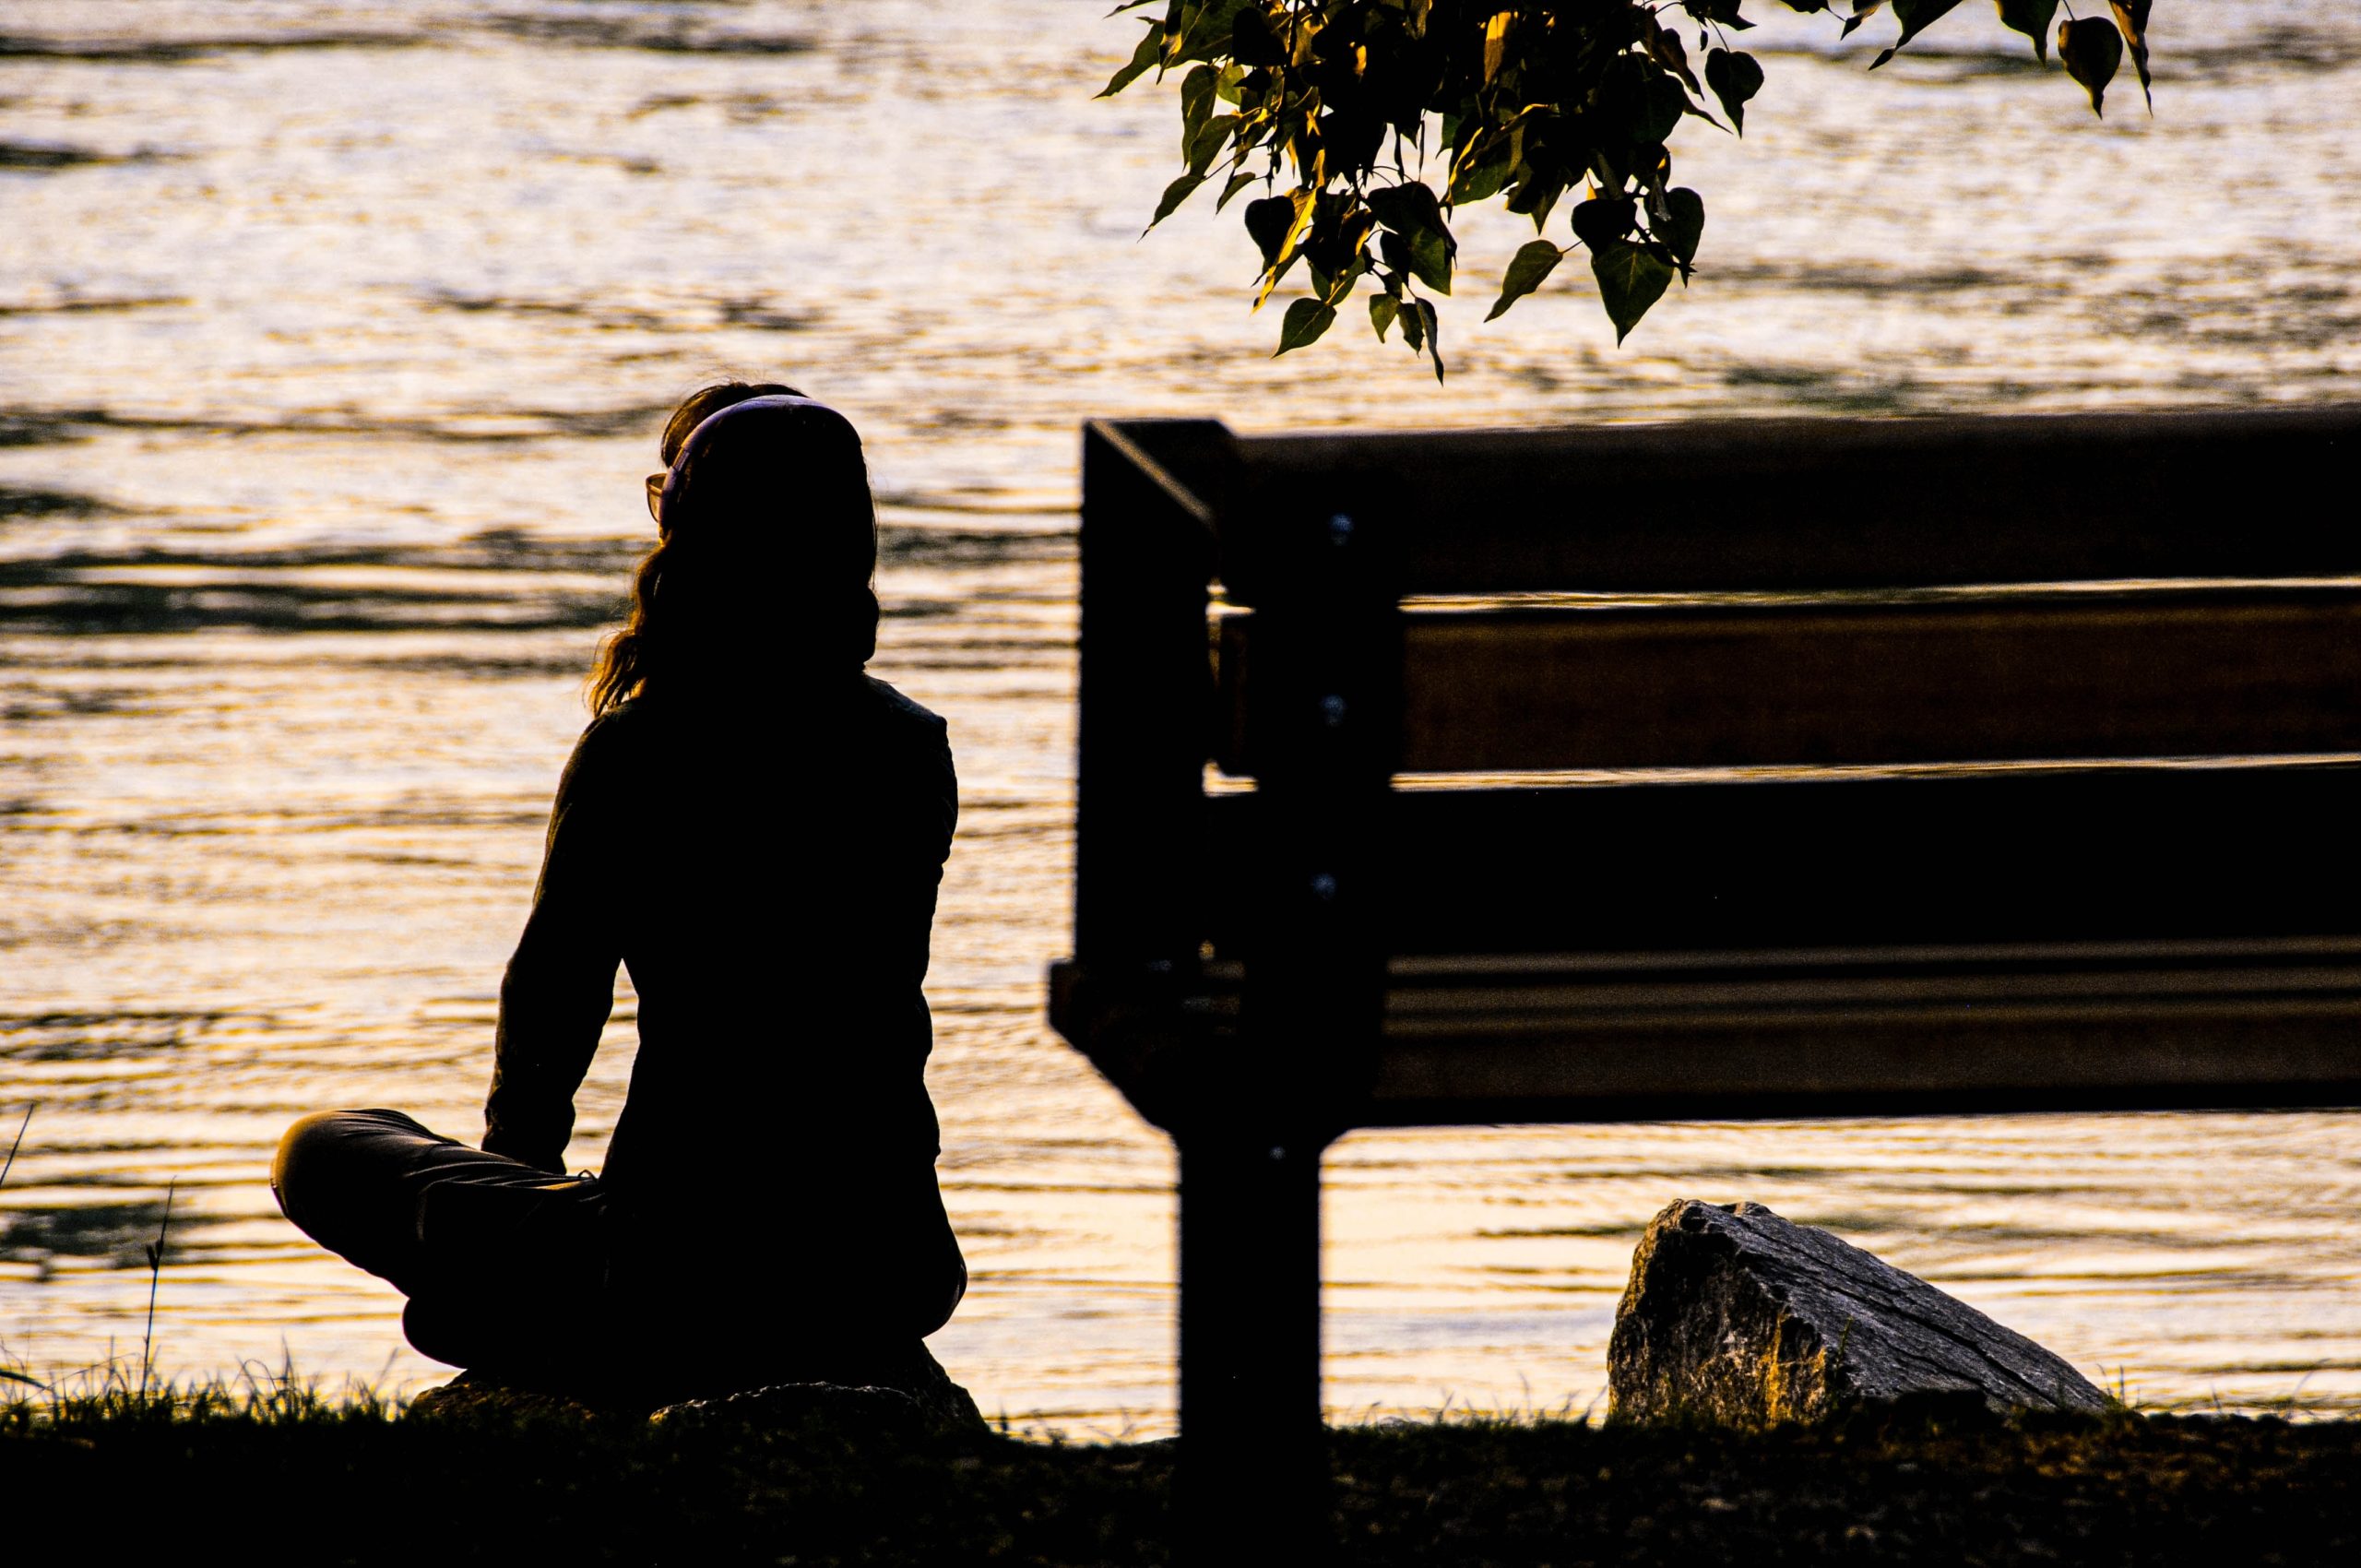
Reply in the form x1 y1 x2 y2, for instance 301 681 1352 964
1218 588 2361 774
1050 941 2361 1131
1361 992 2361 1124
1368 936 2361 1122
1203 765 2361 956
1219 406 2361 598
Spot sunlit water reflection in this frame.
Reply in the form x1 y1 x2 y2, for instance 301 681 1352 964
3 2 2357 1435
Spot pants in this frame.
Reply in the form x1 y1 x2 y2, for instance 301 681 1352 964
272 1109 964 1400
272 1109 613 1379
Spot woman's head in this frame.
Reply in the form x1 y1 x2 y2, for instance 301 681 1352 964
588 381 880 712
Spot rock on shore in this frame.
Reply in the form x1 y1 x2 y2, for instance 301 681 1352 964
411 1340 987 1436
652 1344 988 1436
1608 1198 2109 1424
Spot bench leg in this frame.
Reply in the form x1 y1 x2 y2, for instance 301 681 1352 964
1176 1131 1329 1561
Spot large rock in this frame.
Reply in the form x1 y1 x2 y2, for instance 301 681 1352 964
1608 1199 2108 1424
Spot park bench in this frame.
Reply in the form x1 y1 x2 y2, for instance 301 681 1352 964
1047 404 2361 1542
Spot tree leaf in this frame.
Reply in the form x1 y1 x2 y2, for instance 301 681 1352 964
2058 15 2122 117
1571 196 1637 253
1370 293 1399 342
1186 112 1239 174
1504 171 1569 232
1275 297 1337 356
1447 138 1516 204
1366 181 1446 240
1370 181 1456 291
1244 194 1297 265
1591 240 1676 345
1840 3 1885 40
1148 172 1207 230
1636 70 1689 145
1994 0 2057 62
1180 63 1217 147
1483 9 1513 85
1869 0 1961 70
1227 4 1287 67
1250 186 1320 304
1097 22 1164 98
1703 48 1764 135
1406 228 1453 294
1416 300 1444 382
1399 293 1427 352
2109 0 2153 111
1644 25 1703 94
1157 1 1193 67
1216 169 1261 212
1683 1 1755 28
1653 187 1705 271
1487 240 1564 321
1888 0 1964 55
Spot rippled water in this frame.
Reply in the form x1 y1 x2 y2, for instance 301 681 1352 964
3 2 2358 1434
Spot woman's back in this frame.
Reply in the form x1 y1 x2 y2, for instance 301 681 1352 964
489 673 962 1327
605 676 954 1191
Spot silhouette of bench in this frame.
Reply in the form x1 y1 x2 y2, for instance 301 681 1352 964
1048 405 2361 1545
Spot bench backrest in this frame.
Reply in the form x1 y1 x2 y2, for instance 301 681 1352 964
1065 408 2361 1131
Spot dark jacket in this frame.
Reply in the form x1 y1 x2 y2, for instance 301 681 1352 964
482 673 962 1336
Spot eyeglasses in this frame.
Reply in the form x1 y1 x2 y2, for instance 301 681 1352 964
646 473 666 524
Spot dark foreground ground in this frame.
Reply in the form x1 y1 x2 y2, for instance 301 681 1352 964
3 1387 2354 1565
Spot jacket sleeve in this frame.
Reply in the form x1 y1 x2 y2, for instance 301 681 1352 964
482 718 626 1172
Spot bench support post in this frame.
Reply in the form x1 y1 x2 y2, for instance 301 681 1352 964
1177 1130 1329 1560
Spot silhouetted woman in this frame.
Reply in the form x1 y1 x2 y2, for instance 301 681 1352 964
272 384 966 1404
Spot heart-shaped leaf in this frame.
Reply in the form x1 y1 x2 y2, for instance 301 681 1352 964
1488 240 1565 321
1995 0 2058 62
1654 187 1705 271
1227 6 1287 68
1879 0 1974 62
1704 49 1763 136
1635 70 1689 144
1275 297 1337 357
1367 181 1447 240
1244 194 1298 265
1592 240 1677 345
1571 196 1637 253
1406 228 1453 293
2058 15 2122 117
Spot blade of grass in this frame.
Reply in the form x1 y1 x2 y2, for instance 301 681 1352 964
138 1178 175 1403
0 1101 32 1190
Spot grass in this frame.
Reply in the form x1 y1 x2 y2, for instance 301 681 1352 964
1 1375 2355 1566
5 1111 2354 1562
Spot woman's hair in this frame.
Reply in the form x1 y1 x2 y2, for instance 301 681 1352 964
658 381 796 469
587 381 880 712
